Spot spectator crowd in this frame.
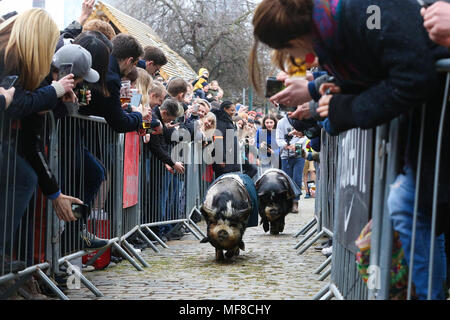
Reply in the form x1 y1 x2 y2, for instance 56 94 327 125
250 0 450 300
2 0 448 301
0 0 319 299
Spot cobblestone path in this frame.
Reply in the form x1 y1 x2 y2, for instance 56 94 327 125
66 198 328 300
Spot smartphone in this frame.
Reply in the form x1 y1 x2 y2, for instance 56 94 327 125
71 204 89 220
0 75 18 89
58 63 73 80
265 77 286 98
278 104 297 112
130 93 142 108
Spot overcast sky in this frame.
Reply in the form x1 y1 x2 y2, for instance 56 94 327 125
0 0 114 29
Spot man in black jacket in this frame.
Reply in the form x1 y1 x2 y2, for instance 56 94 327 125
149 99 185 174
81 34 148 133
211 101 241 178
137 46 168 77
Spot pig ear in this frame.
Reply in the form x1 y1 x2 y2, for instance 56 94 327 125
200 206 216 223
200 237 210 244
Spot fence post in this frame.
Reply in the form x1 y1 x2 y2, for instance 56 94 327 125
48 113 60 277
378 119 401 299
368 124 388 299
113 133 125 238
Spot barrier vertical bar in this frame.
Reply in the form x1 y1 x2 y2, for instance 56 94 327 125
368 125 388 299
113 133 125 238
378 119 401 299
428 63 450 300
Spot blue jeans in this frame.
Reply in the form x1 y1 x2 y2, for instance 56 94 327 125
0 143 38 253
388 166 447 300
159 170 174 235
281 157 305 201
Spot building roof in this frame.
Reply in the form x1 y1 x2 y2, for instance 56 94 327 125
89 1 196 81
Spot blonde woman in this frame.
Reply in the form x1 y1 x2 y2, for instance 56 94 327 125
0 9 75 118
135 67 153 108
196 112 217 143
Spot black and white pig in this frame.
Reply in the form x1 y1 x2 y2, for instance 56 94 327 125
255 169 297 235
200 174 253 261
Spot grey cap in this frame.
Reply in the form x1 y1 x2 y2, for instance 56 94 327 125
52 44 100 83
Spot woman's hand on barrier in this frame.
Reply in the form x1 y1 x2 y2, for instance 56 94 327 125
316 94 333 118
52 194 83 222
173 162 185 174
422 1 450 47
288 103 310 121
0 87 16 109
143 134 151 144
58 74 75 94
270 77 311 107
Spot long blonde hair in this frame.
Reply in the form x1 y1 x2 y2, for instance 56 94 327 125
136 68 153 107
1 9 59 91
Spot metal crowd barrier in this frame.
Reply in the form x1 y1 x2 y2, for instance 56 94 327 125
0 111 208 300
0 113 56 299
313 59 450 300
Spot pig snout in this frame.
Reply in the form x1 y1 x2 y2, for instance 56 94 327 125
218 229 229 242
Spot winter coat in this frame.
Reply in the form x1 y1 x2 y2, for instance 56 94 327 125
148 106 176 167
211 108 241 175
79 55 143 133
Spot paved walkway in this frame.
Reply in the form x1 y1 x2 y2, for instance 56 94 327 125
66 198 328 300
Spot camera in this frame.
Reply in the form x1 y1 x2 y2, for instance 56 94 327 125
265 77 285 98
278 104 298 112
284 132 293 145
71 204 89 220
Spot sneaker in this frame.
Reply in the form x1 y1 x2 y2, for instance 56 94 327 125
322 246 332 257
81 234 109 251
304 193 311 199
80 227 109 251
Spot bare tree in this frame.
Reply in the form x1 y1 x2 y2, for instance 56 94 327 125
109 0 273 105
